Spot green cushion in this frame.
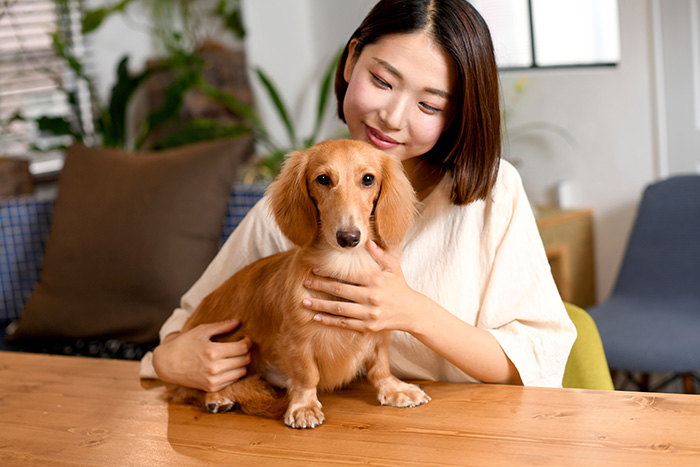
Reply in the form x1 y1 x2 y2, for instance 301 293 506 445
562 302 615 390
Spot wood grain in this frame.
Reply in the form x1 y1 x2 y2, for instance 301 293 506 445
1 351 699 466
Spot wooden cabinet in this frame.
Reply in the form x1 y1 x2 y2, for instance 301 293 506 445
536 207 596 308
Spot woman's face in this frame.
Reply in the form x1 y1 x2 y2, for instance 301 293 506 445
343 32 455 162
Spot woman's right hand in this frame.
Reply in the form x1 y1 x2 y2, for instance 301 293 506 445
152 319 252 393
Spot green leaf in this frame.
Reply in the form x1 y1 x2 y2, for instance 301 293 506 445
197 80 260 128
36 116 77 139
7 112 25 124
261 148 287 175
102 55 156 147
82 8 108 34
82 0 134 34
198 80 276 150
152 118 251 149
50 33 91 84
145 68 201 136
255 67 297 148
215 0 246 39
29 142 71 153
225 9 246 39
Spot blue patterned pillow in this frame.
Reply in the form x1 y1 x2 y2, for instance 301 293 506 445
221 182 268 245
0 194 54 324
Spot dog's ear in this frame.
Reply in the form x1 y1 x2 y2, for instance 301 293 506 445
374 154 417 250
266 150 317 246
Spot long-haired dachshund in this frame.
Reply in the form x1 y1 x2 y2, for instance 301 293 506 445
169 139 430 428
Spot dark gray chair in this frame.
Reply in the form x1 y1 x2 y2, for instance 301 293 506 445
588 175 700 393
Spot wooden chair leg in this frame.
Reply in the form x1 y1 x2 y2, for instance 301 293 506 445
682 374 695 394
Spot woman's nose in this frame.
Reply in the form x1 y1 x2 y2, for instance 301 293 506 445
379 95 409 131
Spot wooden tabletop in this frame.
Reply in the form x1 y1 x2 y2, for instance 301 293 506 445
1 351 699 466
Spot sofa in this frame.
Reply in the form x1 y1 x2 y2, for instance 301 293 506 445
0 182 267 359
0 138 267 360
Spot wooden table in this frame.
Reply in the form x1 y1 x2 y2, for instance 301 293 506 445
1 352 699 466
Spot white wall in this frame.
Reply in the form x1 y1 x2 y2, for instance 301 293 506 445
93 0 688 304
88 0 154 102
240 0 375 148
501 0 658 302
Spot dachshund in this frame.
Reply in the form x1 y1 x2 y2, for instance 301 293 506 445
168 139 430 428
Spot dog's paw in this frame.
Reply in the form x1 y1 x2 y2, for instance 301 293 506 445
284 400 325 429
377 382 431 408
204 393 236 414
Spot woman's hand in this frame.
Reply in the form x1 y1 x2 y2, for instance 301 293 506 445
302 240 426 334
152 319 252 393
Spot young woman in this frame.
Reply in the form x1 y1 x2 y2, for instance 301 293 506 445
141 0 576 391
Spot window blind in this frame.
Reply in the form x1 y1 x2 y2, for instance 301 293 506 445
0 0 93 177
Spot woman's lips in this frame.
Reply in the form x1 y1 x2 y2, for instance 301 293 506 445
365 125 399 150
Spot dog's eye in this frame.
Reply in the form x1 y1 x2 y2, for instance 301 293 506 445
316 174 331 186
362 174 375 186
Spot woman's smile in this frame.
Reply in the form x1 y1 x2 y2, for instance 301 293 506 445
365 124 400 149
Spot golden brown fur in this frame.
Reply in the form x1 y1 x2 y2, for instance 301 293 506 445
169 139 430 428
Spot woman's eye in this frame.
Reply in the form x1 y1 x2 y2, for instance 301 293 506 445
362 174 376 186
316 174 331 186
419 102 441 114
370 72 391 89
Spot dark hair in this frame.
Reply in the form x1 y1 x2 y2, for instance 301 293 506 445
335 0 501 205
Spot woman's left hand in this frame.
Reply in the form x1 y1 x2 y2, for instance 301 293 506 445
302 240 424 334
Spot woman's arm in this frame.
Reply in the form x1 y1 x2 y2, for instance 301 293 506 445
144 198 293 389
303 240 522 385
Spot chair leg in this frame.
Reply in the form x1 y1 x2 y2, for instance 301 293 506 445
682 374 695 394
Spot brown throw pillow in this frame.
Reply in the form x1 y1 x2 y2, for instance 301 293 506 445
7 137 252 344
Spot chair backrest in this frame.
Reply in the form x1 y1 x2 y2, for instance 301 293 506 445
562 303 615 390
612 175 700 301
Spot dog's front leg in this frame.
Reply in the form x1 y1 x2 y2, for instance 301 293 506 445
366 333 431 408
282 344 325 429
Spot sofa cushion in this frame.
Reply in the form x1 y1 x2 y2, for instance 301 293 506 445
0 194 54 325
6 138 252 344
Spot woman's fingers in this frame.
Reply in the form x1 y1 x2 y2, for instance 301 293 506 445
196 319 242 340
209 367 249 392
303 276 363 303
204 353 251 391
367 239 395 270
312 311 366 332
304 296 376 332
216 336 253 359
303 294 363 318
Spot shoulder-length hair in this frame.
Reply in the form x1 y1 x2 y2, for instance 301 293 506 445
335 0 501 205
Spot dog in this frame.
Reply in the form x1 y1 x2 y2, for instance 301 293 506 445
169 139 430 428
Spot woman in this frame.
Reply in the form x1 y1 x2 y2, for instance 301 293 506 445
141 0 576 390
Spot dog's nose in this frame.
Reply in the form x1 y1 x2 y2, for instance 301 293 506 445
336 229 361 248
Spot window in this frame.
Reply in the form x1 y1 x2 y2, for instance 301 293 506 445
472 0 621 70
0 0 92 177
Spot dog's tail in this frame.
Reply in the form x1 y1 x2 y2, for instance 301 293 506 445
167 375 287 419
227 374 288 419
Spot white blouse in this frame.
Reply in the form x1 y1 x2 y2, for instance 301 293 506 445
140 159 576 387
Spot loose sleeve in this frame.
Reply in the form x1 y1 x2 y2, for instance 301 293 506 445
477 164 577 387
139 196 293 379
